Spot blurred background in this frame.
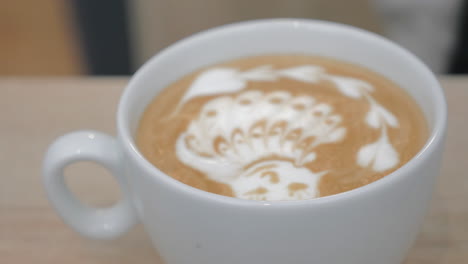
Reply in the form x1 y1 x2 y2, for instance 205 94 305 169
1 0 466 76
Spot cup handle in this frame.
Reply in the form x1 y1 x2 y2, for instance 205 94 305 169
42 130 137 239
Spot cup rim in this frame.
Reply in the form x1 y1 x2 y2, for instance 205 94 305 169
117 18 447 207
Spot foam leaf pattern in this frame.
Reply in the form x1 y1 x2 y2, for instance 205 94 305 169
365 104 399 129
239 65 277 81
325 127 347 144
365 106 381 128
357 132 399 172
277 65 325 83
376 104 398 128
327 76 373 99
179 68 246 106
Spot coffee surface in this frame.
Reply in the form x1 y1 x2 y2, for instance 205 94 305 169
136 55 428 201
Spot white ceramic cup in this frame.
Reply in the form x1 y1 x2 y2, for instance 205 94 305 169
43 19 447 264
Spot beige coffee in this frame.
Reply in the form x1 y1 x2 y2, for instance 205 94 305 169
137 55 428 201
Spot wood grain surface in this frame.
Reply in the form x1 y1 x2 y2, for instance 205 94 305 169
0 77 466 263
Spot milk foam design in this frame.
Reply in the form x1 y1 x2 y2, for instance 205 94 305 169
175 65 400 200
176 90 345 200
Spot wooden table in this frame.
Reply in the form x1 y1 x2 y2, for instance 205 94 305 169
0 77 467 263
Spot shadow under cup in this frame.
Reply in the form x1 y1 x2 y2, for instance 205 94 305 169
118 19 446 264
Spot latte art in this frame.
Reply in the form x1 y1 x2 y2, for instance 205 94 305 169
177 90 345 200
137 55 428 201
